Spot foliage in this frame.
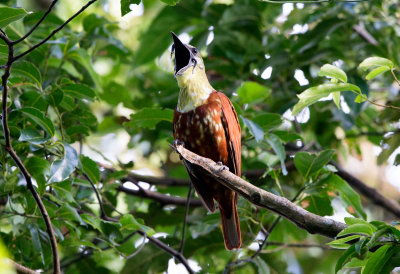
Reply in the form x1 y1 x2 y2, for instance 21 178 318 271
1 0 400 273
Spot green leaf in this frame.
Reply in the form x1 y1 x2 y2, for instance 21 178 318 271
252 113 282 131
241 116 264 142
58 204 85 225
19 107 55 136
81 214 101 231
294 150 334 179
273 131 302 143
365 66 390 80
0 7 27 28
330 175 367 219
13 62 42 90
362 245 394 274
25 156 50 194
355 94 366 103
253 256 270 274
28 224 44 265
236 81 270 104
125 107 174 130
338 223 376 237
335 244 356 273
359 57 394 70
302 193 333 216
67 49 102 89
19 128 50 144
48 143 78 183
292 83 361 116
328 235 361 249
52 181 77 205
134 2 201 65
61 84 96 100
318 64 347 83
332 92 341 109
80 155 100 183
121 0 141 16
160 0 180 5
265 133 287 175
120 214 155 235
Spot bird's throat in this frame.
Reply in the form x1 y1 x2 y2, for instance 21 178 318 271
176 69 213 113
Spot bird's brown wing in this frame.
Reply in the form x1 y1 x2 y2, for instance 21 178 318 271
216 92 241 177
215 92 242 250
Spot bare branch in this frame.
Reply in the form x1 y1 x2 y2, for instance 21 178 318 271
117 184 202 207
12 0 59 45
179 182 193 253
13 0 98 61
333 162 400 218
8 259 38 274
173 144 347 239
99 162 189 186
137 230 195 274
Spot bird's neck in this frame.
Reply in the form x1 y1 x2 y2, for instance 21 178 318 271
176 69 213 113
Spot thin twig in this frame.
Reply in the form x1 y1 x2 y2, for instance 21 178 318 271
12 0 59 45
83 173 117 222
179 182 193 254
0 30 60 274
137 230 195 274
13 0 98 61
263 241 332 249
117 183 202 207
391 68 400 87
365 98 400 110
8 259 38 274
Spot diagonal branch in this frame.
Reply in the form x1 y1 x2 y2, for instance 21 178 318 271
333 162 400 218
173 144 347 239
12 0 59 45
0 31 60 274
117 184 202 207
136 230 195 274
13 0 98 61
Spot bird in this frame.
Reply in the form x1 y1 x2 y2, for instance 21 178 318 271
171 32 242 250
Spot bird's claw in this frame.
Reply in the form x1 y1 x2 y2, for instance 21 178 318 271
173 139 185 147
216 162 229 172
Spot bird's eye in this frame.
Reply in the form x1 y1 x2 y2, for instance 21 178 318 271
192 48 198 54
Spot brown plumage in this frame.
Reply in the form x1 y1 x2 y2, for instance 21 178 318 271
171 32 241 250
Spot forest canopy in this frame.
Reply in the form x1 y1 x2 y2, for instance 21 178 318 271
1 0 400 273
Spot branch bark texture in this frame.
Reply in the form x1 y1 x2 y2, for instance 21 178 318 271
173 144 347 238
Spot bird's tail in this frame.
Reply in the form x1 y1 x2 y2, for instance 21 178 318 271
219 195 241 250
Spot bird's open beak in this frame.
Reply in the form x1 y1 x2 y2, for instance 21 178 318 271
171 32 192 76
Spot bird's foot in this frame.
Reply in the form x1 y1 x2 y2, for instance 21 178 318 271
216 161 229 172
173 139 185 147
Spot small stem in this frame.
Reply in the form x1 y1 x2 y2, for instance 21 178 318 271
391 68 400 87
365 98 400 110
179 182 193 254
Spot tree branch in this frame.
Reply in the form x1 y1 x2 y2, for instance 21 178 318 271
333 162 400 218
0 30 60 274
173 144 347 239
117 184 202 207
8 259 38 274
136 230 195 274
12 0 59 45
13 0 98 61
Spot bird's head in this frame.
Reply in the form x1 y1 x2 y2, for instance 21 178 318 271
171 32 207 87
